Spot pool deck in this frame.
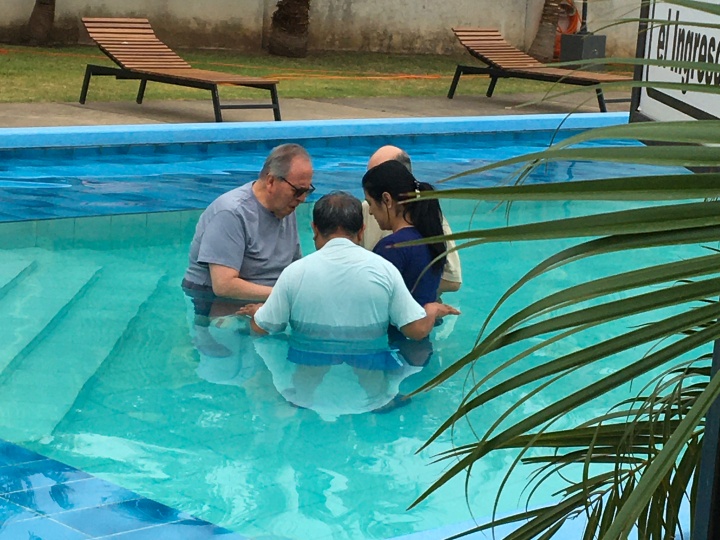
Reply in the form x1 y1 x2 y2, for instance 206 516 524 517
0 91 632 128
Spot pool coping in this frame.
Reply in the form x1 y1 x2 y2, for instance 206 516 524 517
0 438 246 539
0 113 630 149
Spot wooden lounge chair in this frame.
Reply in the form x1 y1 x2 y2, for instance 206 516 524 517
448 28 631 112
79 17 281 122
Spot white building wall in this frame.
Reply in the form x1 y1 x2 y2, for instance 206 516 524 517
307 0 532 53
590 0 644 57
1 0 265 48
1 0 641 56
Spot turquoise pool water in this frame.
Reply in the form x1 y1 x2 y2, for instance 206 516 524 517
0 128 651 223
0 118 700 539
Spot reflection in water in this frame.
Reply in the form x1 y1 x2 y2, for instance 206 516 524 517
188 310 261 389
0 180 71 189
187 298 430 421
253 334 423 421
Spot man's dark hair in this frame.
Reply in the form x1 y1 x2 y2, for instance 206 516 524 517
313 191 363 236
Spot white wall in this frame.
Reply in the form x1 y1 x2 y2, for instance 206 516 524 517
589 0 644 57
307 0 531 54
1 0 265 48
307 0 641 55
0 0 641 56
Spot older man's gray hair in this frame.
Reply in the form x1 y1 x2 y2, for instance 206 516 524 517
260 143 311 179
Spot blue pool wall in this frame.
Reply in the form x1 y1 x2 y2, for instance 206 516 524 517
0 113 629 150
0 113 630 252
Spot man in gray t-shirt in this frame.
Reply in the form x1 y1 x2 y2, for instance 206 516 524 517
182 144 315 355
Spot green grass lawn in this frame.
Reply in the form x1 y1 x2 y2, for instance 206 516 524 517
0 44 589 103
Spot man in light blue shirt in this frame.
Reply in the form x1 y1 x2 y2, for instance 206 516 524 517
243 191 458 353
240 191 459 411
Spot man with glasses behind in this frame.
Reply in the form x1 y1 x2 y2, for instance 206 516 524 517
183 143 315 357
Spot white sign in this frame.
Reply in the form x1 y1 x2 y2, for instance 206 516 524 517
640 0 720 121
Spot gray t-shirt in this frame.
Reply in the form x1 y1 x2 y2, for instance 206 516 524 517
184 182 301 289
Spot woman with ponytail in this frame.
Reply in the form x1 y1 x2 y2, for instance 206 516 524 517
361 159 447 306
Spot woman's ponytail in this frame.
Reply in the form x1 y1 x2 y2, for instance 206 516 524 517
406 182 446 271
362 160 447 272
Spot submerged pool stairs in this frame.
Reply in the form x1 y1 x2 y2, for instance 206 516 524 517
0 248 165 441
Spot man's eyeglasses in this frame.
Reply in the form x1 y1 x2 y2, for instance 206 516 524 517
276 175 316 198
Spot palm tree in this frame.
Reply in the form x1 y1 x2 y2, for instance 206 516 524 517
417 1 720 537
528 0 562 62
267 0 310 58
26 0 55 45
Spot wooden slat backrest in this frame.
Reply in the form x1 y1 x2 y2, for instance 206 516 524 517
452 27 544 69
82 17 191 70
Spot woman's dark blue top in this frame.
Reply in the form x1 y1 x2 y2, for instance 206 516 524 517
373 226 440 306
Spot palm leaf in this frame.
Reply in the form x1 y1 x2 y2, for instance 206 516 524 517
422 7 720 537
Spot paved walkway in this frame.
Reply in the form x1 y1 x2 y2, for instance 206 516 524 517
0 91 632 128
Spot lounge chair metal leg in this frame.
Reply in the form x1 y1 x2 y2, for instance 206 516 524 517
596 88 608 112
211 86 223 122
486 76 499 98
270 85 281 121
447 65 463 99
136 79 148 104
79 65 93 104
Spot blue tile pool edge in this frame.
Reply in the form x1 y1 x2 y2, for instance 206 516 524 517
0 113 629 150
0 438 247 539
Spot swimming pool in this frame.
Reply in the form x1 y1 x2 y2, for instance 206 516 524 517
0 115 696 539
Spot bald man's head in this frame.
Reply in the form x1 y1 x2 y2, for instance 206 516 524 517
367 145 412 172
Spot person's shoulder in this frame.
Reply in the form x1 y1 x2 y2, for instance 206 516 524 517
272 255 306 287
365 248 403 276
209 184 252 209
230 183 257 205
222 184 264 220
284 250 318 272
376 227 420 248
374 234 393 248
399 227 423 240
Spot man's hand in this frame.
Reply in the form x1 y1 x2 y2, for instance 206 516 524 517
401 302 460 341
426 302 461 319
237 303 268 335
237 303 264 318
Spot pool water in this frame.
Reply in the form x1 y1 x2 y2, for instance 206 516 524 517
0 133 699 539
0 129 656 223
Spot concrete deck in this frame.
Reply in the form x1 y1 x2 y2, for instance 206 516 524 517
0 90 632 128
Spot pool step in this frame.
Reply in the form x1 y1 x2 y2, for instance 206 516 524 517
49 273 190 439
0 249 102 376
0 254 36 302
0 250 165 441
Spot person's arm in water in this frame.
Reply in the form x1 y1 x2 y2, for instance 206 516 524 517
237 303 268 334
401 302 460 340
237 266 295 335
209 264 273 301
437 219 462 294
438 278 461 294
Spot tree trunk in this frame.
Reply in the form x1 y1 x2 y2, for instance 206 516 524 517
268 0 310 58
27 0 56 45
528 0 561 62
